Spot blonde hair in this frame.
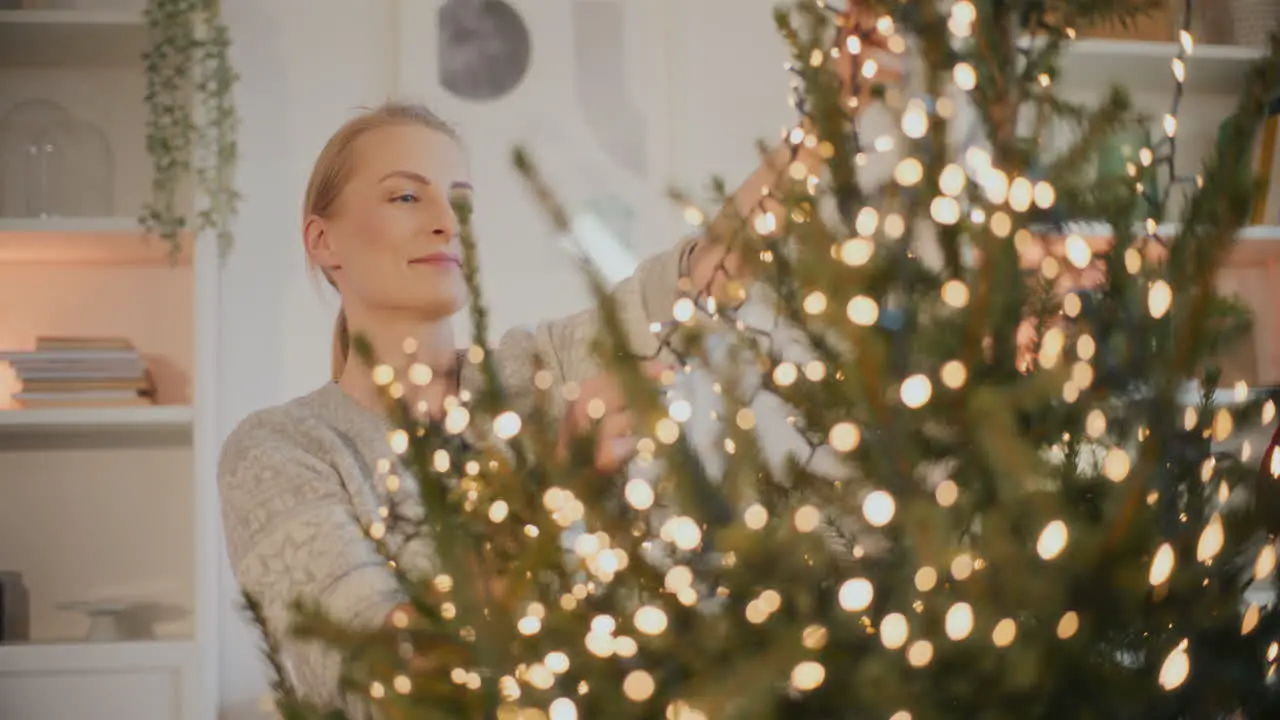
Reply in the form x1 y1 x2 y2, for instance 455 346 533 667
303 100 460 380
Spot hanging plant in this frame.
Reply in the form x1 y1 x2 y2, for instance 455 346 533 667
141 0 240 260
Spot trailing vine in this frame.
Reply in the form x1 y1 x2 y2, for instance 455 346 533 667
141 0 239 260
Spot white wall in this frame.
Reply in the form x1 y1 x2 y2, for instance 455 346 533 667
214 0 793 715
216 0 398 714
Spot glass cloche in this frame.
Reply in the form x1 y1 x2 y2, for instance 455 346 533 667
0 98 78 219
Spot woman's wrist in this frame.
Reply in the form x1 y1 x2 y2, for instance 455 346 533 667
686 232 749 310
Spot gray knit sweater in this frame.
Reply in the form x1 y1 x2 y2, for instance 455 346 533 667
218 238 694 711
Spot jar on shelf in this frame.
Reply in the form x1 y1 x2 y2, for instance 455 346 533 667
0 571 30 643
1078 3 1175 41
1181 1 1237 44
0 98 77 219
1232 0 1280 48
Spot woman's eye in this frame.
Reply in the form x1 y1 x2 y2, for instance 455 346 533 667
392 193 418 203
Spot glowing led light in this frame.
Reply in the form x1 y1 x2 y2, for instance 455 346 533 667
862 490 896 527
1036 520 1069 560
1159 640 1190 690
900 375 933 408
1150 543 1175 585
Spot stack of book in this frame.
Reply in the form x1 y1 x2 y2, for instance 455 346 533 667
0 336 155 409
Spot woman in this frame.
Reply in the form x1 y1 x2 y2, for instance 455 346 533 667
217 99 829 711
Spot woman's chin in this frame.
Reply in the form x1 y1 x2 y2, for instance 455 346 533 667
414 294 467 321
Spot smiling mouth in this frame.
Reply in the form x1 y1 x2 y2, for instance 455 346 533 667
409 255 461 266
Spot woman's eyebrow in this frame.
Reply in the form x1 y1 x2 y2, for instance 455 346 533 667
378 170 472 193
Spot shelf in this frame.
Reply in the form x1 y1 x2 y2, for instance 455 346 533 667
0 218 190 265
0 639 194 673
0 10 146 68
1059 40 1265 96
1178 381 1277 408
0 405 192 434
1035 223 1280 265
1043 222 1280 241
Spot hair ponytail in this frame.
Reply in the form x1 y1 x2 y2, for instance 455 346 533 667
331 307 350 381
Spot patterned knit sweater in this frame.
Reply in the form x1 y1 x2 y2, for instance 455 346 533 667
218 237 695 712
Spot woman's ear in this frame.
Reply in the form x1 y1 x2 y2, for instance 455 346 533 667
304 214 341 272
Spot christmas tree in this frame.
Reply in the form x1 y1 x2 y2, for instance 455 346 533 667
251 1 1280 717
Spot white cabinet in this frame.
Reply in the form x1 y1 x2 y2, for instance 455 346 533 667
0 640 194 720
0 7 218 720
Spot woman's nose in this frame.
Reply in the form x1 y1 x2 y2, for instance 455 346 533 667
429 190 459 237
434 211 457 238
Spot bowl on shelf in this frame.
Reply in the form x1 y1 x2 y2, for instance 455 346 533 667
55 598 187 642
57 599 139 642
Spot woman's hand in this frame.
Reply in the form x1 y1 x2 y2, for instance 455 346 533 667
557 360 670 474
836 2 898 112
1013 232 1170 370
686 2 899 309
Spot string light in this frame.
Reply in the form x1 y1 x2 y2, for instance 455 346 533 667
1150 543 1176 585
915 567 938 592
318 6 1272 715
934 480 959 507
992 619 1017 648
944 603 975 641
1159 640 1191 690
1197 514 1224 563
847 295 880 326
1148 280 1173 318
880 613 910 649
744 503 769 529
862 490 897 526
894 157 925 186
840 237 876 266
939 163 967 196
790 661 826 691
900 375 933 408
901 100 930 139
907 640 934 667
930 196 962 225
802 290 829 314
1036 520 1069 560
949 0 976 36
492 410 522 439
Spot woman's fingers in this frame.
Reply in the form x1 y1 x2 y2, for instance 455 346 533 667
567 362 671 431
556 363 676 471
689 235 751 308
836 3 903 112
595 434 639 474
597 407 635 442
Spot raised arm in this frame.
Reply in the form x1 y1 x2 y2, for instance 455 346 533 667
688 1 891 306
218 416 408 710
494 5 889 466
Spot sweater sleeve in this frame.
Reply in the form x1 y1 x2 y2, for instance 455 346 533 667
522 235 700 386
218 414 404 710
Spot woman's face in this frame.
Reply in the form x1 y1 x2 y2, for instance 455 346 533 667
307 124 473 322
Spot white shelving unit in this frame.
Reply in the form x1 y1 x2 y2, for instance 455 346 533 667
0 640 197 719
1038 222 1280 246
1060 39 1266 95
0 638 197 673
0 5 217 720
0 9 148 67
0 404 194 434
0 217 190 265
1035 29 1280 393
